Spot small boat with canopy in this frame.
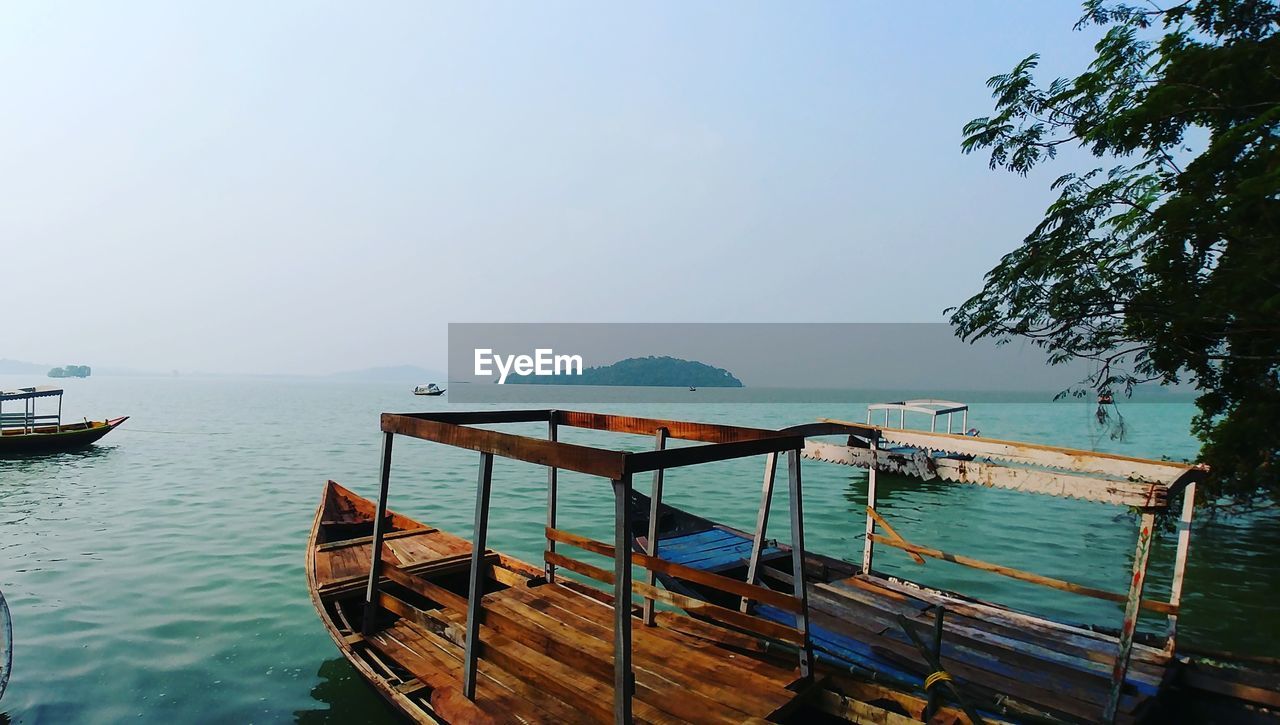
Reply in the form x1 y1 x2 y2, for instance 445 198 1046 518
0 386 126 455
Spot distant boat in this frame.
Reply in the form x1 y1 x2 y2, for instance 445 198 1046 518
412 383 445 396
0 387 126 456
688 386 697 392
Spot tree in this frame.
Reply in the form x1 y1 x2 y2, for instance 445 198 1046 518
951 0 1279 507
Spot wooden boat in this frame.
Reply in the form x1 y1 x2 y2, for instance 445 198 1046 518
308 481 831 723
308 410 989 724
0 387 126 455
412 383 445 396
630 420 1280 723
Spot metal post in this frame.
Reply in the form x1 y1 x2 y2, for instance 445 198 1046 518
787 449 813 678
545 411 559 582
1104 511 1156 723
741 452 778 612
612 474 634 724
1165 482 1197 654
642 428 668 626
462 452 495 700
862 431 879 575
362 432 395 636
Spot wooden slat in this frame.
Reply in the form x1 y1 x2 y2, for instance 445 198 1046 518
392 590 686 725
625 435 803 474
867 533 1177 615
558 410 780 443
517 584 799 684
466 593 768 723
391 410 553 425
319 552 482 598
864 507 925 565
865 575 1171 668
544 551 804 645
377 593 597 724
318 526 437 552
382 413 628 479
383 560 478 613
811 688 929 725
546 526 803 613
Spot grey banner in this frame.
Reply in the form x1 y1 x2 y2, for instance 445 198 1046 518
444 323 1124 404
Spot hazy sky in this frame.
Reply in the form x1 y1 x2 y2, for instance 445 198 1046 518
2 2 1107 374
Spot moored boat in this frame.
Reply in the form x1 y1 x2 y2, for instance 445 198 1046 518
412 383 445 396
0 387 126 455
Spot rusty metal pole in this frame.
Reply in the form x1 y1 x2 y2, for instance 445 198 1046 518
642 427 668 626
613 473 634 724
787 449 813 679
545 411 559 583
1104 511 1156 723
741 452 778 613
362 431 395 636
462 451 495 700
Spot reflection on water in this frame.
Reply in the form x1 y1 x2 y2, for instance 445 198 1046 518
294 658 401 725
0 442 116 467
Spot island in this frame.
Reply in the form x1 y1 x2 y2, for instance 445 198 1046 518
507 356 743 387
48 365 92 378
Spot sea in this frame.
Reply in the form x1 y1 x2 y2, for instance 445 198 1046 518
0 376 1276 723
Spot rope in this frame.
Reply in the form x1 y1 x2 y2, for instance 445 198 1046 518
924 670 953 690
117 428 230 435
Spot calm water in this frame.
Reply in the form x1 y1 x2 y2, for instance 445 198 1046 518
1 377 1277 723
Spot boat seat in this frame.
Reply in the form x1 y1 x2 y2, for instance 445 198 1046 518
655 528 784 573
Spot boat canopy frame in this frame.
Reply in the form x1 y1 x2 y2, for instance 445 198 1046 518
0 387 63 433
367 409 814 725
760 419 1207 724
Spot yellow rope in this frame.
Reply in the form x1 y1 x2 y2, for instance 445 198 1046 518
924 670 953 690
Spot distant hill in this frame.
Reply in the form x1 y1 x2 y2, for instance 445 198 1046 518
325 365 446 383
508 356 743 388
0 359 48 375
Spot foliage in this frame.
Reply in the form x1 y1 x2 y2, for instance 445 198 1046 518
508 356 744 387
47 365 91 379
952 0 1279 507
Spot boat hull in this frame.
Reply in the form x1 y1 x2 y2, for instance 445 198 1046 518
0 417 127 455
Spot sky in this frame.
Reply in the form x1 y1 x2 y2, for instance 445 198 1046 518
1 2 1111 375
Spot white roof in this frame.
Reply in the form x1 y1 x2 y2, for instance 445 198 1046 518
0 386 64 402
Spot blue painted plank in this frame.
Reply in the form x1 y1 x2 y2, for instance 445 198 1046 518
665 538 752 565
656 529 739 552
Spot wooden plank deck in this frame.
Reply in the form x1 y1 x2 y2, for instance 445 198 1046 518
313 520 805 723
